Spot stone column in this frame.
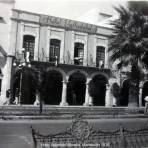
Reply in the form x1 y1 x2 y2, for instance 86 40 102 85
83 78 91 106
105 84 111 107
60 80 68 106
139 84 143 107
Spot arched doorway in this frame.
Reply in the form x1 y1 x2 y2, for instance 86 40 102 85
44 71 63 105
12 67 36 104
120 79 130 106
142 81 148 106
67 72 86 105
89 74 107 106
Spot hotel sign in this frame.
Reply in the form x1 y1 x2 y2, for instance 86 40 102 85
40 15 98 34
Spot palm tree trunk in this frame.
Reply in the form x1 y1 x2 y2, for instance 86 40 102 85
128 63 140 107
128 80 139 107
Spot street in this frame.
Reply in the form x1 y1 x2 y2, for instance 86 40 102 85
0 118 148 148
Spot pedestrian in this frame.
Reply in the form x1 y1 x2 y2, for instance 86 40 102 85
6 89 11 104
113 96 117 107
13 88 19 104
34 92 40 106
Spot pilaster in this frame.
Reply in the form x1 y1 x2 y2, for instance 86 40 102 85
83 35 88 66
71 31 75 64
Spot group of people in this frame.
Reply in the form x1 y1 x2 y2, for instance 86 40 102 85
6 88 19 105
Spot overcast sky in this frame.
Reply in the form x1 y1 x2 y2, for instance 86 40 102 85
14 0 127 20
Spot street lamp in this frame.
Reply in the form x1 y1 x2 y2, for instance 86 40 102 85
13 48 31 105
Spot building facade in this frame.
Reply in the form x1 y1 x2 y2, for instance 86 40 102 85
0 0 15 104
0 0 147 107
9 9 114 107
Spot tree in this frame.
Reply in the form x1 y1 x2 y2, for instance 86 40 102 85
11 66 37 104
11 64 46 105
110 83 120 106
109 2 148 107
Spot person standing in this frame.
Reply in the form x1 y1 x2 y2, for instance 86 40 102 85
6 89 11 105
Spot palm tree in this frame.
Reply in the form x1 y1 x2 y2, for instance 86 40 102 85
109 2 148 107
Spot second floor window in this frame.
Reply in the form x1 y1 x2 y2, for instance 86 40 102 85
74 43 84 65
23 35 35 61
49 39 61 63
96 46 105 68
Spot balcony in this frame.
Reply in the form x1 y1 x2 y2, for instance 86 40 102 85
31 59 111 78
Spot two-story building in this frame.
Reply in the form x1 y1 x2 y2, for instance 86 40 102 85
0 0 148 107
8 8 115 107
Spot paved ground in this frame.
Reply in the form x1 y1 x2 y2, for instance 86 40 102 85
0 118 148 148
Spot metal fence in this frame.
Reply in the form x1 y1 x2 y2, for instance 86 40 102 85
31 115 148 148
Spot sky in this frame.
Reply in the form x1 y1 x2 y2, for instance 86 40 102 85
14 0 127 20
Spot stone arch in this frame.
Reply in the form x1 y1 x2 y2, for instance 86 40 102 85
89 73 108 106
90 72 109 83
67 70 87 105
43 69 63 105
67 69 88 80
46 67 67 81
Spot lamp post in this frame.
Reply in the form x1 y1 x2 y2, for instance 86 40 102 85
13 48 31 105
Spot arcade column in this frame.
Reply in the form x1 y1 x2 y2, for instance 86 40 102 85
60 80 68 106
83 78 91 106
105 84 111 107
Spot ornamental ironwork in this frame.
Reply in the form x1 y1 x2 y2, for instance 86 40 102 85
31 114 148 148
68 114 92 142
